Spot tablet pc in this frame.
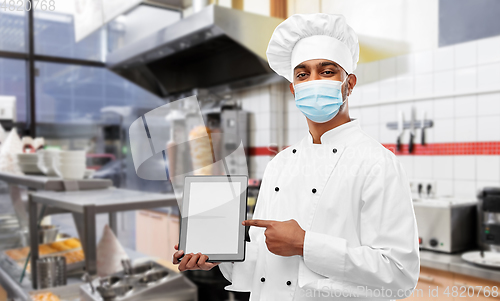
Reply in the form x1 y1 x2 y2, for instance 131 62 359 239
178 175 248 262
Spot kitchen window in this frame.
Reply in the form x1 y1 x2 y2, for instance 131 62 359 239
0 58 27 122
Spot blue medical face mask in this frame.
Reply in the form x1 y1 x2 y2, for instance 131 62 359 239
293 77 348 123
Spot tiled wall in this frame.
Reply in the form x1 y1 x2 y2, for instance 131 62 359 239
348 34 500 199
236 34 500 199
236 84 279 179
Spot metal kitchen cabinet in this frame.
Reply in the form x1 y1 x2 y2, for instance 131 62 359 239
136 210 179 262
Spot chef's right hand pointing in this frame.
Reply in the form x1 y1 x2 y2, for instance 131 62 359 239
243 219 305 256
172 244 220 272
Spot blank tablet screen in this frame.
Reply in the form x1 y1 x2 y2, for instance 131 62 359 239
179 175 247 261
185 182 241 254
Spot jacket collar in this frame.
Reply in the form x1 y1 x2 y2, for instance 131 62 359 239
306 118 360 145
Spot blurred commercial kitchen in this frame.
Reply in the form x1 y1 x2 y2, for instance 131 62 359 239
0 0 500 300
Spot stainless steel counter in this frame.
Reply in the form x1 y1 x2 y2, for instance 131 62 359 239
420 249 500 282
30 189 177 214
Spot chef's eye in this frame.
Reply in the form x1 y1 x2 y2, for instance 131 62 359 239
322 70 335 75
296 73 307 78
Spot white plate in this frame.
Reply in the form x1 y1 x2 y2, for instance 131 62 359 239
19 163 44 174
17 154 38 163
18 157 38 162
17 153 38 159
461 251 500 268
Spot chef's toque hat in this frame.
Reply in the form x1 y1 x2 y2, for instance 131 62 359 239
266 13 359 83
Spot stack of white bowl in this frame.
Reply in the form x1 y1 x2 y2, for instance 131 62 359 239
52 151 87 179
37 149 60 176
17 153 43 174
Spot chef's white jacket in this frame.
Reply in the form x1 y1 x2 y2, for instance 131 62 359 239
219 119 420 300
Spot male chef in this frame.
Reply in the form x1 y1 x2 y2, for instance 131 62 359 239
173 13 420 300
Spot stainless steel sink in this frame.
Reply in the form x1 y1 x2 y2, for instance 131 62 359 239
138 270 169 286
80 261 197 301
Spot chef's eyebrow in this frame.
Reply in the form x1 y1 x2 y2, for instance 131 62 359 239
293 61 340 71
320 61 349 75
318 61 340 69
294 64 306 70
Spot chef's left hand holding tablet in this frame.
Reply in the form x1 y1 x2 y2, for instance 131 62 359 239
172 244 221 271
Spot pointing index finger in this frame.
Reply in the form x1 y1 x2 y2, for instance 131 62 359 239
242 219 275 228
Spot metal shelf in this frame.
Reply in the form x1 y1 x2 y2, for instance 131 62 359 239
0 172 112 191
28 188 177 289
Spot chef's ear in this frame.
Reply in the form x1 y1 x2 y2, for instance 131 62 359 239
347 73 357 96
289 82 295 96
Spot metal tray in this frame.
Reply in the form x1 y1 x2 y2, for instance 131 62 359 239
3 238 82 262
3 238 85 275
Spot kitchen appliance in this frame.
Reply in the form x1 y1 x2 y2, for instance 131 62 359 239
219 108 248 175
106 5 283 98
477 187 500 252
174 103 249 177
80 261 197 301
413 198 477 253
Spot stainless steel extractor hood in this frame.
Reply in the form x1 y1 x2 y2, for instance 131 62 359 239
143 0 192 10
106 4 284 97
